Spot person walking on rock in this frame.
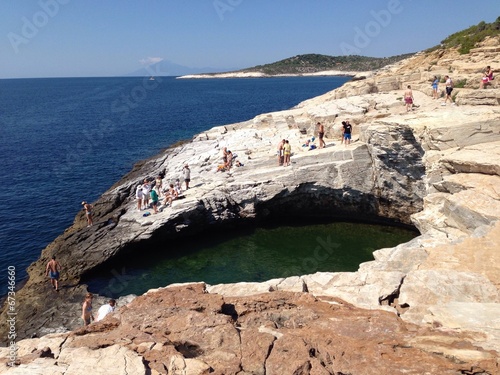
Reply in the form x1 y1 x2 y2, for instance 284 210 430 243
45 255 61 291
441 75 454 105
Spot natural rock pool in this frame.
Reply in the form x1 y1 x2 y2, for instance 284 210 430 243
85 221 418 298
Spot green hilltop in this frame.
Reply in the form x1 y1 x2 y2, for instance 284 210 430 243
238 53 414 75
428 16 500 54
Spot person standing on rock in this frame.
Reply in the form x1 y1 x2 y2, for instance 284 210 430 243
432 76 439 99
150 188 159 214
45 256 61 291
135 184 143 211
183 164 191 190
81 201 93 227
142 179 151 208
441 75 454 105
283 140 291 166
277 139 285 166
82 293 94 326
404 85 414 112
343 121 352 146
317 122 326 149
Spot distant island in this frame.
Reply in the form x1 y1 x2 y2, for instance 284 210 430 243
178 53 414 79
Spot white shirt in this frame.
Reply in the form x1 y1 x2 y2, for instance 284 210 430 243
96 304 115 321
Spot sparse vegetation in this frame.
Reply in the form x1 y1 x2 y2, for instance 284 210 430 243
427 17 500 54
454 79 467 88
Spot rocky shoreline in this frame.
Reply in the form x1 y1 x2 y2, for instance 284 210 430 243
177 70 365 79
1 38 499 374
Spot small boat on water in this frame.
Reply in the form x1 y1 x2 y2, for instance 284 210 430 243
149 76 155 81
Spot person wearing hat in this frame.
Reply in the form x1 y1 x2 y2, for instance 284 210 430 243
82 201 93 227
183 164 191 190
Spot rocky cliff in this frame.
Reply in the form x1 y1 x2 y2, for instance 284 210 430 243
1 38 499 374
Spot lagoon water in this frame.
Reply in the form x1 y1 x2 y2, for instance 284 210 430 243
0 75 416 298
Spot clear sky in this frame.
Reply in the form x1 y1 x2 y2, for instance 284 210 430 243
1 0 498 78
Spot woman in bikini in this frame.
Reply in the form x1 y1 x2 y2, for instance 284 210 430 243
82 293 94 326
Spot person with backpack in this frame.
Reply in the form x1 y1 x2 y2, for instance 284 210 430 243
441 75 454 106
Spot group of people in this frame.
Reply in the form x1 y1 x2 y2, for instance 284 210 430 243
218 147 244 171
134 165 190 214
429 66 494 106
45 256 116 325
430 75 455 105
277 120 353 166
277 139 292 166
82 293 116 326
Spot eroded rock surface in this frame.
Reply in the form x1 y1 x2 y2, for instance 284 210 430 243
1 284 498 374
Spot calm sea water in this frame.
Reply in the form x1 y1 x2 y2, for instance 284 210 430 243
0 75 355 296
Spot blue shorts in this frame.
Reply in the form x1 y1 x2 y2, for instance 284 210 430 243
344 133 351 140
50 271 59 280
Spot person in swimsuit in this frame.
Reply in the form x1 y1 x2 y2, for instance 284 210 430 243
283 140 291 166
277 139 285 166
479 66 494 88
45 255 61 291
317 122 326 149
163 183 179 207
81 201 93 227
82 293 94 326
404 85 414 112
432 76 439 99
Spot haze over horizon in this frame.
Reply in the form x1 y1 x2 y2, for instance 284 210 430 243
1 0 498 79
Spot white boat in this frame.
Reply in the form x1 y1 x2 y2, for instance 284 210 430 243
149 76 155 81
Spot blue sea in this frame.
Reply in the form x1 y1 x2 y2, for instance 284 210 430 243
0 75 351 296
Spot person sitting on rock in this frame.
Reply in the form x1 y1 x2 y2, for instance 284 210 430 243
162 183 178 207
479 66 494 89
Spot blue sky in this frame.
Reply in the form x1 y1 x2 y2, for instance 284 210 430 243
1 1 498 78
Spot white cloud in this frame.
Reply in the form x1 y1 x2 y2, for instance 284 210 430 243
139 57 164 66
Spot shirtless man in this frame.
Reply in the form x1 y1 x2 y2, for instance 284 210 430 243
45 256 61 291
317 122 326 149
404 85 414 112
81 201 93 227
277 139 285 165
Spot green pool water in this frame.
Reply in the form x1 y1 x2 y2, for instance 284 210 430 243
88 222 417 298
